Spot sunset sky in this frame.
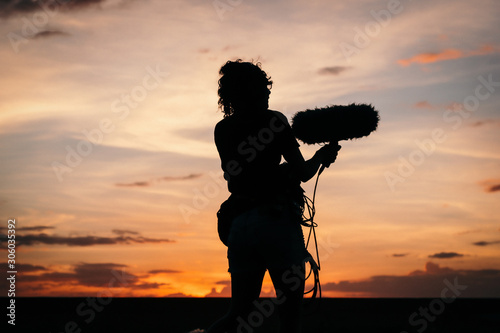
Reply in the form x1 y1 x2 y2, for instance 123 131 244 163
1 0 499 298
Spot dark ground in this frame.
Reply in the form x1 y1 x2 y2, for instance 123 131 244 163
4 297 499 333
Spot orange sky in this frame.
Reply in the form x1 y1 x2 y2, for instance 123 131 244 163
0 0 499 298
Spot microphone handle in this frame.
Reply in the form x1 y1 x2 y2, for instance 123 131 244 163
318 141 338 175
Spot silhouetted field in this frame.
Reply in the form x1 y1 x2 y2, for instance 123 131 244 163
7 297 499 332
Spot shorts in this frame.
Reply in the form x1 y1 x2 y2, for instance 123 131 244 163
227 203 308 274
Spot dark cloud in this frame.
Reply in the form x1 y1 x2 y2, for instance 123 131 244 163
0 232 174 247
428 252 464 259
131 282 167 289
32 30 70 39
148 269 182 274
322 262 500 297
486 184 500 193
21 271 77 284
74 263 136 287
22 263 48 272
478 179 500 193
1 262 47 272
9 262 172 296
0 0 110 18
116 173 203 187
318 66 350 76
166 292 194 297
158 173 203 181
204 280 231 297
116 181 150 187
21 262 139 288
392 253 408 257
112 229 140 236
473 240 500 246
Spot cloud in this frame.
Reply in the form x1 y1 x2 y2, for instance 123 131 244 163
413 101 435 109
488 185 500 192
148 269 182 274
9 262 172 296
32 30 70 39
112 229 140 236
472 240 500 246
74 263 136 287
392 253 408 257
318 66 350 76
165 292 195 297
469 119 500 127
204 280 231 297
116 181 150 187
0 225 55 232
159 173 203 181
0 228 174 247
21 262 138 287
115 173 203 187
132 282 167 289
1 262 47 272
398 45 499 66
478 179 500 193
428 252 464 259
322 262 500 297
0 0 111 18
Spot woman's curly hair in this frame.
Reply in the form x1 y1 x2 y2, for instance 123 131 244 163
218 59 273 117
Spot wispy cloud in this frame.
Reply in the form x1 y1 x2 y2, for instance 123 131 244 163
0 227 174 247
116 181 150 187
115 173 203 188
470 119 500 128
159 174 203 181
20 262 137 287
398 45 499 66
148 269 182 274
32 30 70 39
428 252 464 259
0 262 47 272
112 229 140 236
413 101 435 109
318 66 351 76
473 240 500 246
2 262 171 296
0 225 55 232
392 253 408 258
478 179 500 193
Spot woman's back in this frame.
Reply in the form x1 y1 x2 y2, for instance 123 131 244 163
214 110 299 198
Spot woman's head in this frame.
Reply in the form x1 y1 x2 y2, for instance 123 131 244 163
218 59 273 117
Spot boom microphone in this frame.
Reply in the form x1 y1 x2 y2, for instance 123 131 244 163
291 103 379 144
291 103 380 172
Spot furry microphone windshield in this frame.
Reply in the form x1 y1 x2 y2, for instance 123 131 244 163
291 103 380 144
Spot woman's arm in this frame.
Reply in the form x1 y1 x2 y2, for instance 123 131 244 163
284 144 340 183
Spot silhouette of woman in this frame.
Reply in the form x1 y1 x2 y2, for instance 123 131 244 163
207 60 340 333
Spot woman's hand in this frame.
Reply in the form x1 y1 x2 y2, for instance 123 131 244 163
284 142 341 183
317 143 341 167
